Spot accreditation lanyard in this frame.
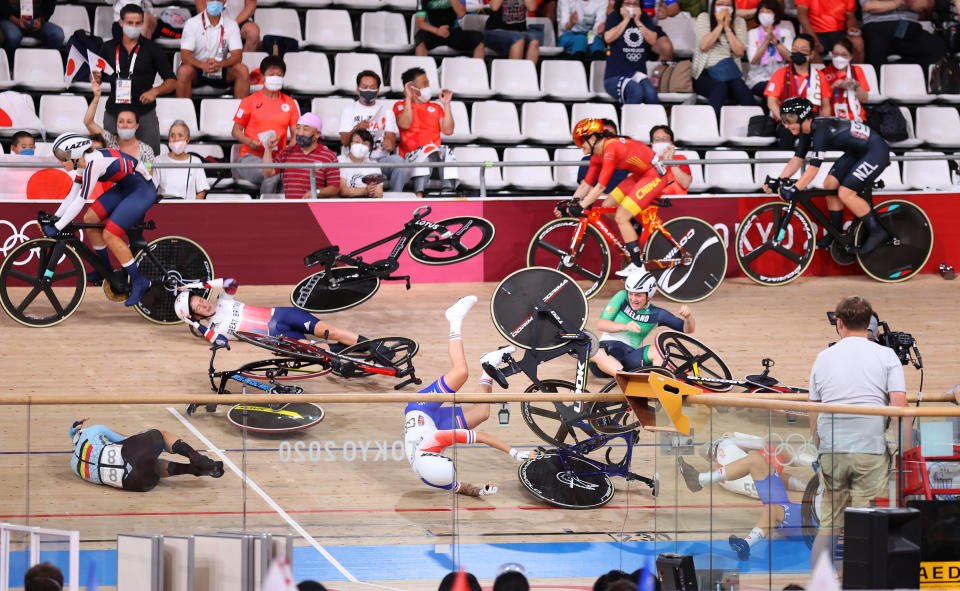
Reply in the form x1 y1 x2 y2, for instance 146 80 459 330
201 13 226 54
115 43 141 104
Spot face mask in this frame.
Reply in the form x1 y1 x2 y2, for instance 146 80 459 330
19 148 34 155
651 141 671 156
295 134 315 148
626 7 635 17
122 25 142 39
168 140 187 155
757 12 774 27
358 89 378 104
832 56 850 70
715 5 732 14
791 52 808 65
350 143 370 160
264 76 284 91
117 128 137 140
417 86 433 101
206 1 224 16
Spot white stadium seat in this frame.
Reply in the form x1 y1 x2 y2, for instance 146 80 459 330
199 98 242 140
439 57 492 98
442 101 475 143
658 13 696 58
360 12 413 53
255 8 304 44
155 98 200 139
13 49 66 91
675 149 706 192
51 5 91 43
521 102 570 143
305 10 360 50
589 61 614 101
471 101 523 142
902 151 953 190
808 151 843 189
571 103 619 131
915 106 960 148
241 51 268 73
452 146 506 189
334 53 385 93
858 63 883 103
880 64 933 103
752 150 797 187
889 106 924 149
503 147 556 189
311 97 354 140
491 59 543 99
390 56 439 92
0 52 13 90
93 6 113 39
282 52 335 93
704 150 756 192
39 95 88 135
554 147 585 189
621 104 667 142
527 17 564 56
721 106 775 146
541 60 593 101
876 158 907 192
670 105 723 145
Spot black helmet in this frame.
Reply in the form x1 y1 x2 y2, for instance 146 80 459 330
779 97 814 124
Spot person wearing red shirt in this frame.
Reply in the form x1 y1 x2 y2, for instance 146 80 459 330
650 125 691 197
796 0 863 62
261 112 339 199
818 38 869 122
764 34 821 147
393 67 457 197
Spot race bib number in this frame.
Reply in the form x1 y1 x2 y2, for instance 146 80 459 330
850 121 870 140
99 444 125 488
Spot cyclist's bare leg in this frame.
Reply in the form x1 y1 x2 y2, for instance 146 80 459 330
312 322 359 347
614 205 640 244
816 176 847 248
592 349 623 377
440 296 478 392
83 207 105 248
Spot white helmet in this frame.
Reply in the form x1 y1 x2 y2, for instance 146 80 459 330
174 291 192 322
413 452 457 490
52 132 93 162
624 270 657 297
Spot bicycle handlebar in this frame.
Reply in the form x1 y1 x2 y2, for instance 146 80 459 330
764 175 885 197
412 206 432 220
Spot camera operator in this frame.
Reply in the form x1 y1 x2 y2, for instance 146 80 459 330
808 295 908 567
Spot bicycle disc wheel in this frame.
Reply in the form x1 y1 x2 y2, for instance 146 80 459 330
518 453 615 509
521 379 597 447
0 238 85 327
134 236 214 324
736 202 815 286
856 200 933 283
234 331 329 362
491 267 588 351
407 216 496 265
239 358 333 381
290 267 380 313
336 336 419 377
644 216 726 303
655 331 732 392
526 218 612 299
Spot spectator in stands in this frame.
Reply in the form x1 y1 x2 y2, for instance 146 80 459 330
819 38 869 121
577 119 628 190
10 131 35 155
0 1 62 61
414 0 485 59
262 112 339 199
154 120 210 200
678 0 709 16
99 4 177 155
438 572 483 591
650 124 692 194
484 0 542 62
643 0 680 20
24 562 62 591
113 1 157 40
603 0 672 105
764 33 819 147
558 0 608 56
338 70 404 191
593 570 633 591
734 0 758 20
745 0 793 101
85 75 157 166
693 0 755 117
861 0 945 76
297 582 327 591
177 0 249 99
393 67 457 197
493 571 530 591
796 0 863 64
339 129 384 198
231 55 298 195
195 0 260 52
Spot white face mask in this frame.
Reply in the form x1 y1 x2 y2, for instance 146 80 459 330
626 6 635 17
757 12 774 27
715 5 733 14
417 86 433 101
350 143 370 160
832 56 850 70
122 25 142 39
264 76 284 91
117 128 136 140
651 141 671 156
169 140 187 155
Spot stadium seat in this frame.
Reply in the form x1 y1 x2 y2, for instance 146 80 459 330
704 150 756 192
880 64 934 103
241 51 268 74
360 12 413 53
670 105 723 145
13 49 66 91
51 4 91 42
461 14 489 31
409 15 457 56
571 102 618 131
389 56 439 92
255 8 305 45
288 0 333 7
554 147 585 189
589 61 614 101
621 104 667 142
155 98 201 139
93 6 113 39
439 57 492 98
172 51 221 96
39 95 88 135
199 98 242 140
472 101 523 142
491 59 543 99
889 106 924 149
858 63 883 103
752 150 797 187
928 63 960 102
915 106 960 148
334 53 385 93
452 146 506 189
305 10 360 50
282 52 335 93
721 106 775 146
503 147 556 189
205 193 254 201
808 151 843 189
645 61 697 103
386 0 417 9
901 150 953 190
0 52 12 90
521 102 570 143
876 158 907 191
658 13 696 58
442 101 475 143
33 142 53 157
675 149 706 192
311 97 354 140
541 60 593 101
527 17 564 56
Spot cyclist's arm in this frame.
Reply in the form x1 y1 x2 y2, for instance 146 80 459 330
182 278 238 296
475 431 532 461
597 318 632 333
579 183 606 208
793 164 819 191
186 317 229 345
101 426 126 442
52 182 85 230
777 156 805 181
597 291 629 333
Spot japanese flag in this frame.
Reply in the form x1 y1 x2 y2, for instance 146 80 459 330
86 49 115 76
261 557 297 591
64 44 87 84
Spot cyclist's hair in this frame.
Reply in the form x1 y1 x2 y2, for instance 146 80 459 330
601 118 618 134
89 133 106 148
493 571 529 591
438 572 482 591
834 296 873 331
795 33 815 51
756 0 782 24
259 55 287 76
401 67 427 86
356 69 381 87
832 37 854 56
12 130 34 145
117 108 140 125
649 125 674 142
120 3 145 19
349 128 375 146
24 563 63 591
168 119 191 140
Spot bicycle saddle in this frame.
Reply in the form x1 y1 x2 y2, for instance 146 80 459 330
745 373 780 388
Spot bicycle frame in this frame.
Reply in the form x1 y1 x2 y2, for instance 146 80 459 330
571 205 689 269
207 345 307 395
553 431 656 488
774 182 878 246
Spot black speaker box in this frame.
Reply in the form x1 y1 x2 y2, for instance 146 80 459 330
657 553 697 591
842 507 921 589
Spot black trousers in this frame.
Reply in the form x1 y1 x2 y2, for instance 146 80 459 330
862 20 946 79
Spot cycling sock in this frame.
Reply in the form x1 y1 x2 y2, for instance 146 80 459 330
171 439 205 463
745 526 765 547
699 466 726 487
445 295 477 336
625 240 644 266
828 209 843 231
166 461 205 476
94 245 112 267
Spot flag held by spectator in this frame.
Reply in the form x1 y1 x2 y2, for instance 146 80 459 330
65 45 87 84
262 556 297 591
86 50 115 76
0 91 45 137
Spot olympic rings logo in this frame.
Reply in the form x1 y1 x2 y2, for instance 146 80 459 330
766 432 818 467
0 219 83 266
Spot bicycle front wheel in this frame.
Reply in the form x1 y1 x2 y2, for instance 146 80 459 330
644 216 726 303
134 236 214 324
290 266 380 313
521 379 596 447
0 238 85 327
336 336 419 377
736 202 815 286
656 331 732 392
408 216 495 265
526 218 611 299
856 200 933 283
519 453 615 509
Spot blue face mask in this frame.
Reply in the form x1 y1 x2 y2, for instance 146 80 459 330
19 149 34 155
206 1 224 16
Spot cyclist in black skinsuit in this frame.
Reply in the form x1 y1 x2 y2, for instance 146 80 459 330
764 96 891 254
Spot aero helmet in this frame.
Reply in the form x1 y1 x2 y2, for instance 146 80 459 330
624 270 657 297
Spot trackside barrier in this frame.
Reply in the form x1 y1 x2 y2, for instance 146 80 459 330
0 523 80 591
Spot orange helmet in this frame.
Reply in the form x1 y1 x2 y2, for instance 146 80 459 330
573 118 605 148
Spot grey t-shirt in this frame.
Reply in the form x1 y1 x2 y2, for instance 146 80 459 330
861 7 920 26
809 336 906 454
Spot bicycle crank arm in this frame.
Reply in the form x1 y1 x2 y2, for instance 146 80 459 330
384 274 412 289
394 375 423 390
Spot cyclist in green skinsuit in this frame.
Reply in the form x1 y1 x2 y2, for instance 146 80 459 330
590 270 695 378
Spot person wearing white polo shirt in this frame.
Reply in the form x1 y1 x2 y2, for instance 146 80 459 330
176 1 249 99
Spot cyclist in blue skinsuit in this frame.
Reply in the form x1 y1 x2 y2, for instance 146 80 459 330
70 418 223 492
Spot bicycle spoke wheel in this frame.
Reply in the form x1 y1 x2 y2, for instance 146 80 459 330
134 236 214 324
655 331 732 391
644 216 727 303
337 336 419 377
856 200 933 283
0 238 85 327
239 358 333 381
290 267 380 313
491 267 588 351
234 331 330 362
521 379 597 446
526 218 611 299
518 453 615 509
736 202 815 286
407 216 495 265
801 473 821 549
